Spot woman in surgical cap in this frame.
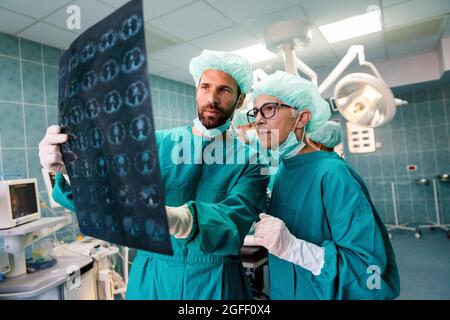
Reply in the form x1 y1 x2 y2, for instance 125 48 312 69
245 71 400 300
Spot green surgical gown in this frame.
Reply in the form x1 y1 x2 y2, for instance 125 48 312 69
268 151 400 300
53 126 269 299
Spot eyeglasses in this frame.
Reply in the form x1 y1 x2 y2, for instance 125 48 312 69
246 102 295 124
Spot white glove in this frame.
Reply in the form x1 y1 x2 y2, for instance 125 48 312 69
165 205 193 239
254 213 325 276
243 235 258 246
39 125 68 173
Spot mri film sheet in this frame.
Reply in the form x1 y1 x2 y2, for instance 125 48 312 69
58 0 172 255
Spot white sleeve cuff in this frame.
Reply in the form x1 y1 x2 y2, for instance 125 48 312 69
280 235 325 276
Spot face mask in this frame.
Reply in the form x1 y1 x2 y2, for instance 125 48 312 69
193 116 232 139
278 114 306 159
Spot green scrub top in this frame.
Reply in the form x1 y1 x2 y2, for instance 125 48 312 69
53 126 269 299
268 151 400 300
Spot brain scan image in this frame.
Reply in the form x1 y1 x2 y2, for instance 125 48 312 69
100 59 120 83
135 150 155 175
122 47 145 73
86 99 101 119
99 29 117 53
103 90 122 114
81 42 96 63
96 156 109 177
145 219 167 242
113 153 130 176
81 70 97 91
139 184 160 208
108 121 126 145
125 80 148 107
90 127 105 149
130 115 151 142
118 185 135 207
119 14 142 41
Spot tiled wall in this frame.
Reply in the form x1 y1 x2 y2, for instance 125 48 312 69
0 32 196 248
341 84 450 226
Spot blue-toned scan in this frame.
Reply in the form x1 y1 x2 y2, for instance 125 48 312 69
68 80 79 98
105 214 120 232
108 121 126 145
59 114 69 128
86 99 101 119
123 216 141 238
90 127 105 149
77 132 88 151
100 185 114 205
139 184 160 208
135 150 154 175
130 115 151 142
113 153 130 176
100 59 120 83
99 29 117 53
81 70 97 91
87 186 97 204
103 90 122 114
69 55 78 72
118 185 135 207
58 0 171 254
122 47 145 73
119 14 142 41
81 42 96 63
96 156 109 177
70 104 83 125
125 80 148 107
145 218 167 241
81 159 93 178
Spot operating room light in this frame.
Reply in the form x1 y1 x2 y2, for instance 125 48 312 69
319 10 382 43
232 44 277 64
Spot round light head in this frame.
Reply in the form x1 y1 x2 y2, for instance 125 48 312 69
334 73 396 128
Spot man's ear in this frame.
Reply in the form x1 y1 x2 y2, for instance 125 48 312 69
296 110 312 129
236 93 246 108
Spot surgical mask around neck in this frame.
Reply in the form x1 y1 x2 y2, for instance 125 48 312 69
193 116 232 139
278 115 306 159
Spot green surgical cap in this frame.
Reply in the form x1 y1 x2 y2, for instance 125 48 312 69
232 108 251 128
308 121 343 148
251 71 331 132
189 50 253 94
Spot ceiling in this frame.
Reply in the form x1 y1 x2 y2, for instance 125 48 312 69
0 0 449 85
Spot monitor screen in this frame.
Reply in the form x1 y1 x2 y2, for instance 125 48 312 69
9 183 38 219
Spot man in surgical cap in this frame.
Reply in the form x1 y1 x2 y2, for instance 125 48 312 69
39 50 269 299
245 71 400 299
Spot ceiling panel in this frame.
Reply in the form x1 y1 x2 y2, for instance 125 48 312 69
383 0 450 30
98 0 130 9
143 0 196 21
150 42 201 68
44 0 115 34
159 67 194 85
0 7 34 34
241 5 307 42
18 21 78 49
386 35 440 60
300 0 377 27
206 0 299 24
150 2 233 41
0 0 71 19
147 58 174 74
191 25 257 51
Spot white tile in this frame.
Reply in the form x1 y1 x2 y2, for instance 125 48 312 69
143 0 196 21
386 35 439 60
150 2 233 41
18 22 78 49
383 0 450 29
241 5 307 41
98 0 130 9
300 0 377 27
150 42 201 68
44 0 115 34
206 0 298 24
0 0 72 19
147 58 174 74
159 67 194 85
0 7 35 34
190 25 258 51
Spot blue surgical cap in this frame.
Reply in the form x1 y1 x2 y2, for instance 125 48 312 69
189 50 253 94
251 71 331 132
232 108 251 128
308 121 343 148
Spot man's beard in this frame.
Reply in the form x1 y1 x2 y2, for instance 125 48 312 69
197 103 235 129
